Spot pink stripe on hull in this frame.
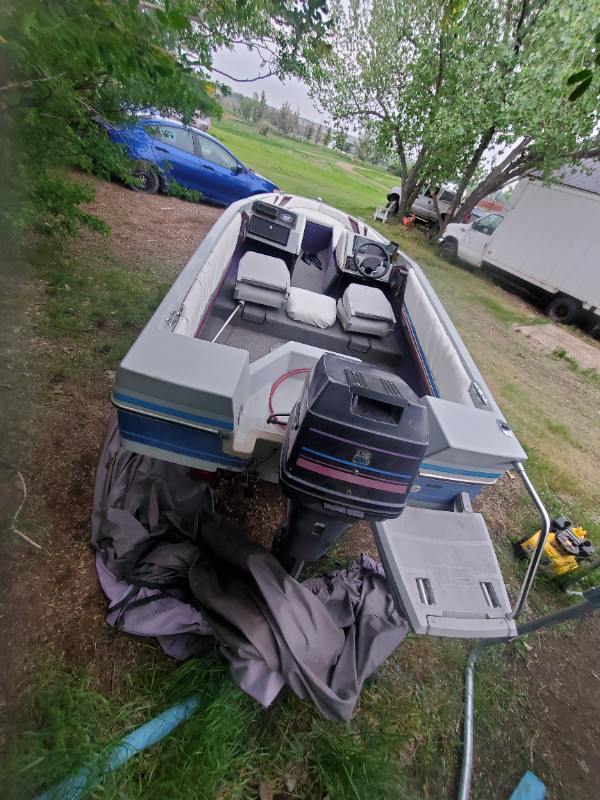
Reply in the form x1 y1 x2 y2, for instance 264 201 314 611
296 457 407 494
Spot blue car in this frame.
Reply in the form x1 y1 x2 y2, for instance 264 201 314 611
102 116 279 204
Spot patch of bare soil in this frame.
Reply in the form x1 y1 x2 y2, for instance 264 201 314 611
517 323 600 371
1 176 600 799
334 160 391 191
473 614 600 798
78 177 223 268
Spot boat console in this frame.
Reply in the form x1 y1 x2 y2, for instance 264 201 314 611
244 200 399 290
245 200 306 256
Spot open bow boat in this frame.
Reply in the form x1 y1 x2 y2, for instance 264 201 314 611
112 193 551 639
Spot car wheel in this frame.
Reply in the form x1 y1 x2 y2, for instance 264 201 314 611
129 163 160 194
386 198 399 215
546 296 578 324
439 240 457 263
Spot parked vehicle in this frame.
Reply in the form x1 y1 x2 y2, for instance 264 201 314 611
438 212 505 266
438 175 600 328
386 184 459 223
460 207 486 224
385 185 484 224
101 116 279 204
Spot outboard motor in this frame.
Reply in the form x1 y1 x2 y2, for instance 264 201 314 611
274 353 428 576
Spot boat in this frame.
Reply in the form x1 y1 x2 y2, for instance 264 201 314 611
111 193 551 640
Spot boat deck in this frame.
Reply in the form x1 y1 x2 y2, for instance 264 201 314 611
197 240 429 397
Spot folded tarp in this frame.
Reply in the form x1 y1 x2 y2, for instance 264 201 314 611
91 414 408 721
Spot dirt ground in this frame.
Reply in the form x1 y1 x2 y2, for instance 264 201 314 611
517 323 600 370
1 179 599 799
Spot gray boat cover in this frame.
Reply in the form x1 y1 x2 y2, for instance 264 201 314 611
91 415 407 721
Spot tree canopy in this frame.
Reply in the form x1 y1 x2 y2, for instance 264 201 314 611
0 0 329 237
312 0 600 224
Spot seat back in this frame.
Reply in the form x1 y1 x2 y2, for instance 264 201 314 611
173 215 242 336
234 251 290 309
337 283 396 337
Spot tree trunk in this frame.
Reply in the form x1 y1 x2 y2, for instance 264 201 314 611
444 125 497 225
399 144 427 216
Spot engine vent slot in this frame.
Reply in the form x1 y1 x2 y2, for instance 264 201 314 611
416 577 435 605
480 581 500 608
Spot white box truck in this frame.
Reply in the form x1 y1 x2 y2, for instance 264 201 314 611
438 175 600 330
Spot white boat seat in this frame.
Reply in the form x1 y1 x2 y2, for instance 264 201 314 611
337 283 396 337
234 251 290 309
285 287 337 328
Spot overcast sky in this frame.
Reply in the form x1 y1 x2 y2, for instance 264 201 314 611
211 44 328 125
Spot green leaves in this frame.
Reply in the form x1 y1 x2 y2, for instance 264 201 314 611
566 28 600 102
567 70 593 102
313 0 600 223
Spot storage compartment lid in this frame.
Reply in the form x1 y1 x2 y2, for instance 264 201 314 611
372 503 517 639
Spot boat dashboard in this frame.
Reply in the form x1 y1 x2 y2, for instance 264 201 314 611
243 199 400 287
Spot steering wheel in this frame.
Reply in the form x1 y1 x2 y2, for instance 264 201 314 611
354 241 390 280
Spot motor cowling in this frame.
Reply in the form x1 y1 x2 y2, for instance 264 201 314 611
275 353 428 572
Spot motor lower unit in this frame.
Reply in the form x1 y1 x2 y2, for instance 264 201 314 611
274 353 428 574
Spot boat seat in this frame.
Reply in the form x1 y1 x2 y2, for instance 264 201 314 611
285 287 337 328
337 283 396 337
234 251 290 309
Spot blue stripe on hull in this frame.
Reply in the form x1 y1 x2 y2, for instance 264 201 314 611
421 462 502 479
113 392 234 431
117 410 247 469
408 477 485 507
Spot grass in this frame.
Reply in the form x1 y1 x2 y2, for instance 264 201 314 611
30 239 171 381
473 295 537 328
551 346 599 384
1 654 429 800
210 116 391 218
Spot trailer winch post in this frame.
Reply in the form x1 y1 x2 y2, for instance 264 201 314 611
510 461 551 620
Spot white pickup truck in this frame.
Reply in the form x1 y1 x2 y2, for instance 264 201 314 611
438 177 600 328
387 184 460 223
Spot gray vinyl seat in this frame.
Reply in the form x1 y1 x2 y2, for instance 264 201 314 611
337 283 396 337
234 251 290 309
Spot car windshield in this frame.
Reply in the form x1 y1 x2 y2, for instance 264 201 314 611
473 214 504 234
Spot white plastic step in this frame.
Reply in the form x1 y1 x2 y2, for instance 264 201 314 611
372 504 518 639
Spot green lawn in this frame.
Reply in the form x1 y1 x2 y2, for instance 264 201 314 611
210 116 391 218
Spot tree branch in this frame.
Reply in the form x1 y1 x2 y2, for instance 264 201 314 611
211 67 277 82
332 105 387 121
445 124 497 222
375 94 391 120
0 73 66 92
